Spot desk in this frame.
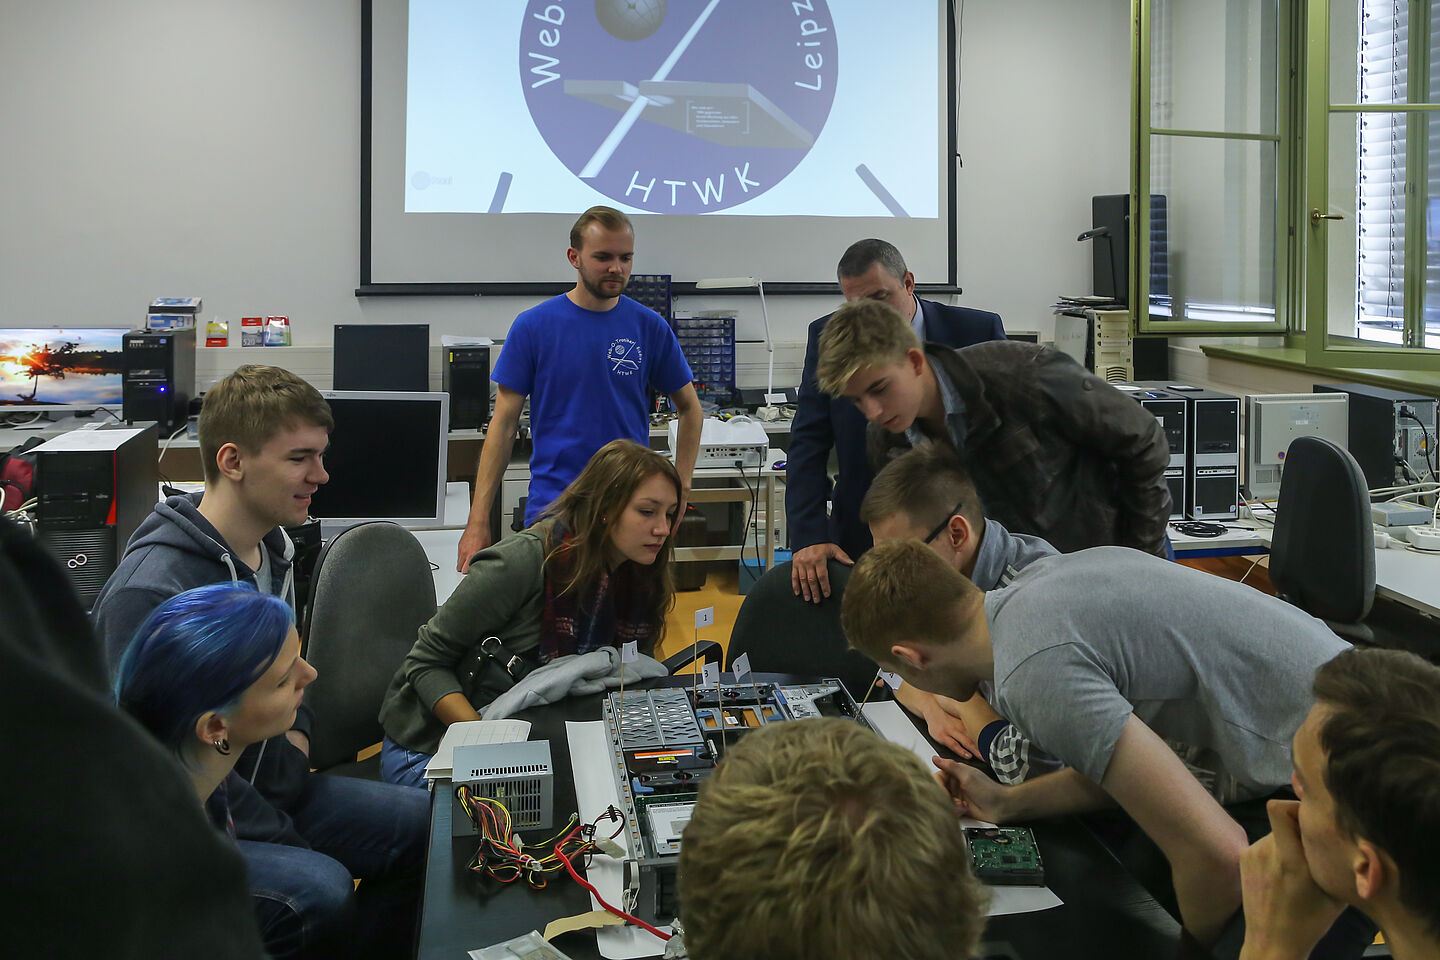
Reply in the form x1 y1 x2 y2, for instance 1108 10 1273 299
1169 514 1440 619
416 676 1186 960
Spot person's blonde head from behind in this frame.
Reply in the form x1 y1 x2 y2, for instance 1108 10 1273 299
816 298 921 396
678 717 988 960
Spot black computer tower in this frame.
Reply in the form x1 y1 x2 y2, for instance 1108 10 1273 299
33 424 159 608
444 346 491 430
1091 194 1169 304
1128 383 1187 520
123 329 195 433
333 323 430 391
1314 382 1439 489
1185 388 1241 520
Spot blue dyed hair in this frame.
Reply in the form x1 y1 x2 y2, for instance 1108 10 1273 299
114 582 294 762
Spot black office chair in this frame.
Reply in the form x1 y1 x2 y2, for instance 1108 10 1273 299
302 521 438 777
726 560 880 699
1268 436 1375 643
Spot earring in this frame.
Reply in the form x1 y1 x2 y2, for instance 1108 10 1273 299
213 738 231 756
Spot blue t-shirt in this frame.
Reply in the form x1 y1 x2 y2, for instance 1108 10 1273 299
493 294 693 522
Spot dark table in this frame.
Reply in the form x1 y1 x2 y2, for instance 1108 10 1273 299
417 677 1192 960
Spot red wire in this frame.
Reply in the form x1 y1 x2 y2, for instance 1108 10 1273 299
552 831 672 942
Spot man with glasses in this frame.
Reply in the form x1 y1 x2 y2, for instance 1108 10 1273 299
861 444 1062 779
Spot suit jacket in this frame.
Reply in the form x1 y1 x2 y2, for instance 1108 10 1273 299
868 342 1173 556
785 298 1005 559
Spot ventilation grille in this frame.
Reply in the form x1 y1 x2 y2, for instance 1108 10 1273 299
612 688 704 749
467 777 545 826
38 527 115 606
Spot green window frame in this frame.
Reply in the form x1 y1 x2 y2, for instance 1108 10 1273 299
1133 0 1293 336
1303 0 1440 368
1132 0 1440 370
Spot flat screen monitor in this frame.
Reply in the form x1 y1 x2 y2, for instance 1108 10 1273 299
0 328 130 414
333 323 430 391
309 390 449 533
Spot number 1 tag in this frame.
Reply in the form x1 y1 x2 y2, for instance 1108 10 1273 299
621 640 639 663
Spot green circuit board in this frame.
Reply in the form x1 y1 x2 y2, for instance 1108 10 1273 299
964 826 1045 886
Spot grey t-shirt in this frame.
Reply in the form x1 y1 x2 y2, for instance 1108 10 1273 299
987 547 1348 800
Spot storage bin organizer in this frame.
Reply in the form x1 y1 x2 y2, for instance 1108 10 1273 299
672 315 736 405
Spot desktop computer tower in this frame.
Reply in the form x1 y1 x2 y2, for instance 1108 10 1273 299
123 329 195 433
1314 382 1438 489
33 424 159 608
1180 387 1240 520
444 346 491 430
1127 383 1187 520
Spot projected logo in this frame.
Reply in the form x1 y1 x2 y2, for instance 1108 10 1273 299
519 0 838 214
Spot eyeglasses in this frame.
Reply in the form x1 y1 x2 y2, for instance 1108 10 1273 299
923 499 965 545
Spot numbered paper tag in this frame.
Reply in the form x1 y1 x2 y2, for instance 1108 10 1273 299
701 662 720 687
732 652 752 681
620 640 639 664
693 606 714 629
878 670 903 691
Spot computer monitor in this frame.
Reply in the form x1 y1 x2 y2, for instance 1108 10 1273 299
0 328 130 415
332 323 430 391
1244 393 1349 500
308 390 449 534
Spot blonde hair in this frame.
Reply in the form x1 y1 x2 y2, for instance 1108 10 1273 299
841 538 982 664
678 718 988 960
816 298 920 396
861 443 985 533
198 365 333 484
569 205 633 249
537 440 679 640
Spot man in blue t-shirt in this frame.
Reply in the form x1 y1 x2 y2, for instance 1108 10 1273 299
456 206 701 571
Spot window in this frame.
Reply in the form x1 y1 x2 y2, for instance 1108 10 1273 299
1135 0 1289 335
1133 0 1440 368
1321 0 1440 356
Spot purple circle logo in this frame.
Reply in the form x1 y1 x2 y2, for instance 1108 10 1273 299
520 0 838 214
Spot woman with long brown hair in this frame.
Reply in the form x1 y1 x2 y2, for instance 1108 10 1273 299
379 439 680 785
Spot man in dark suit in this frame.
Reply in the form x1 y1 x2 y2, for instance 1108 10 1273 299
786 239 1006 603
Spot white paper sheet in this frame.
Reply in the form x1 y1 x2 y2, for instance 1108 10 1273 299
33 426 147 451
566 721 672 959
423 719 531 779
861 700 1063 916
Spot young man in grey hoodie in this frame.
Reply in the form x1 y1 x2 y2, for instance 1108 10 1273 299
92 364 426 960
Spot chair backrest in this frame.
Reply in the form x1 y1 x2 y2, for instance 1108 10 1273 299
302 521 437 771
1269 436 1375 624
726 560 879 699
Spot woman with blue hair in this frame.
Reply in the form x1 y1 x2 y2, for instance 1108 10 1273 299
116 582 372 958
115 582 315 806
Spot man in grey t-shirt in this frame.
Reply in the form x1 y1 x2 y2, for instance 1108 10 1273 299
841 539 1348 947
861 444 1062 781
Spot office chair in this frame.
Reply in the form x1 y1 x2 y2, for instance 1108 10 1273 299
726 560 880 699
1268 436 1375 643
302 521 437 777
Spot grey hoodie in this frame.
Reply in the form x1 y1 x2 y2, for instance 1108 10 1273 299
93 491 314 844
93 492 296 673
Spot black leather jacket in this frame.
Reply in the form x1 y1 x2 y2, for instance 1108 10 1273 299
868 342 1172 556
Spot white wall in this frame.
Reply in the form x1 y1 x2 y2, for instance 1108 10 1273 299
0 0 1132 385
